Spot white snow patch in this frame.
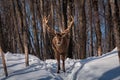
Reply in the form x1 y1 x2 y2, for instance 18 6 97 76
0 48 120 80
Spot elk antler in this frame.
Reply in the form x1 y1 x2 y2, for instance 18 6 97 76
62 16 74 35
43 15 56 36
43 16 48 25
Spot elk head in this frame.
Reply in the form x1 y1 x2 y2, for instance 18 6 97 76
54 32 64 46
43 15 74 46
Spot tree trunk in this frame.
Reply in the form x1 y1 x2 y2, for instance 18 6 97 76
110 0 120 63
105 0 115 52
30 0 40 58
63 0 67 29
0 15 8 77
67 0 74 58
87 0 94 56
0 47 8 77
41 0 47 60
75 0 86 59
92 0 102 56
14 0 24 53
20 0 29 66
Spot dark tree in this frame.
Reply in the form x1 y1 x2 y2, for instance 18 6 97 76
110 0 120 63
92 0 102 56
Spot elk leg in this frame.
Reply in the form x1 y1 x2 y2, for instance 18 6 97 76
56 54 60 73
61 55 65 72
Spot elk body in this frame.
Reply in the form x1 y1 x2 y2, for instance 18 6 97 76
52 32 69 73
43 16 74 73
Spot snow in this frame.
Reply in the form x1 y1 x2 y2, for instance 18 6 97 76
0 48 120 80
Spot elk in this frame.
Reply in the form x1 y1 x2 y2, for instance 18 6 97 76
43 16 74 73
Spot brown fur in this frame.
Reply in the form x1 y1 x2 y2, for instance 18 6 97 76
52 33 69 73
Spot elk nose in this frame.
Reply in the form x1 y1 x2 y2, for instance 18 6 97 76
58 42 60 44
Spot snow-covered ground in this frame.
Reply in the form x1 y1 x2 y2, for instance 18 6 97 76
0 48 120 80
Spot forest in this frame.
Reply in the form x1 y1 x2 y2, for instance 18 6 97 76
0 0 120 61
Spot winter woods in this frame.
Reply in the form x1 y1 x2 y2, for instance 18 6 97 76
0 0 119 61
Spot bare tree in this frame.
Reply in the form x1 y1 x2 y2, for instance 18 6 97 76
87 0 94 56
0 15 8 77
0 47 8 77
110 0 120 63
0 46 8 77
92 0 102 56
105 0 115 52
74 0 86 59
18 0 29 66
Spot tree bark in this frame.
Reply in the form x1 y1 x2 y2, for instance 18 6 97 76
87 0 94 56
30 0 41 58
0 47 8 77
0 15 8 77
105 0 115 52
92 0 102 56
110 0 120 63
67 0 74 58
20 0 29 66
75 0 86 59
